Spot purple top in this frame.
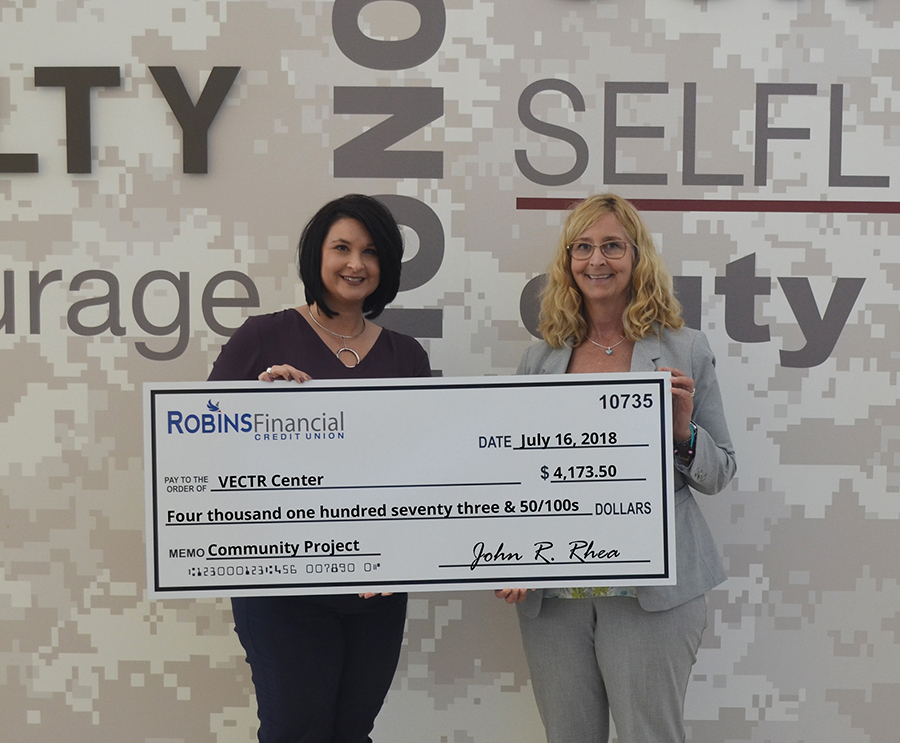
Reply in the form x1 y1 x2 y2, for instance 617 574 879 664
208 309 431 382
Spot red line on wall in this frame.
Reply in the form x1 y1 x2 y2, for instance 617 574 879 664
516 197 900 214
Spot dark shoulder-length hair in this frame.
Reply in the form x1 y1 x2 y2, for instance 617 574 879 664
297 194 403 319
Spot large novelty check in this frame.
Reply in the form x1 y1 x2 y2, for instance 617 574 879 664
144 374 676 598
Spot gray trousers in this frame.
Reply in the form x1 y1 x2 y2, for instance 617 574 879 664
517 595 707 743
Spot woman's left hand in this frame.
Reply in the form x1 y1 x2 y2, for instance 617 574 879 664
660 366 694 441
494 588 529 604
359 592 393 598
259 364 312 383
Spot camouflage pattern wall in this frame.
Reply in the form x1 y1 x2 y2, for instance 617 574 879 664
2 1 898 741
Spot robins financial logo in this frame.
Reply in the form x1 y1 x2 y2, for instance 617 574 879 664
166 401 345 441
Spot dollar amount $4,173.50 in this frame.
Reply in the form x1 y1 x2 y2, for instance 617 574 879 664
540 464 619 482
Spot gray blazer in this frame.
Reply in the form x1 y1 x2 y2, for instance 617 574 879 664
517 326 736 615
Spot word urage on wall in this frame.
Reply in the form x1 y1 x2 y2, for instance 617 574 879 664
1 269 258 361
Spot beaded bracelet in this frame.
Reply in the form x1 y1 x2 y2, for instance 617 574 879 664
674 421 697 463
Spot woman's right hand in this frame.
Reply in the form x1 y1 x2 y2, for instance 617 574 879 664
494 588 528 604
259 364 312 383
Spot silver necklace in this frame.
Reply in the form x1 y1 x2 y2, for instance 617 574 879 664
308 307 366 367
587 334 627 356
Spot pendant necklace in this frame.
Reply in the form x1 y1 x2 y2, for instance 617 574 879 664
587 334 626 356
309 307 366 367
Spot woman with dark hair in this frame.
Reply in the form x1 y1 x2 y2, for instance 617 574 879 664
208 194 430 743
496 194 736 743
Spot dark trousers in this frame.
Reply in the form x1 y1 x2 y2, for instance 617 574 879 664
232 593 408 743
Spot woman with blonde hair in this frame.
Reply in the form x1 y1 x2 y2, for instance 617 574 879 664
497 194 736 743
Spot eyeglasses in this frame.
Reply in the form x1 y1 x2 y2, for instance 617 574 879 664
567 240 631 261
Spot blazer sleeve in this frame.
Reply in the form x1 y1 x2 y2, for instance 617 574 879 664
676 330 736 495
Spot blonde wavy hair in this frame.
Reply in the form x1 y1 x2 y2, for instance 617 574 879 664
539 194 684 348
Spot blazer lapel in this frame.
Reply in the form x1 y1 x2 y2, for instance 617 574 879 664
630 333 661 372
541 346 572 374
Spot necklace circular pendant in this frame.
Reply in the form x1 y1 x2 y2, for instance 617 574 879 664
308 306 366 368
587 335 626 355
336 345 361 368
